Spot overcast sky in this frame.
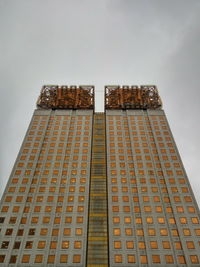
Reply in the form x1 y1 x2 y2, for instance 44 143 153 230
0 0 200 204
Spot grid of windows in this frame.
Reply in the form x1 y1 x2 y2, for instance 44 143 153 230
106 110 200 266
0 107 200 266
0 110 93 265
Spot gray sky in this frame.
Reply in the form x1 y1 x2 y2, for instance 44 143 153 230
0 0 200 204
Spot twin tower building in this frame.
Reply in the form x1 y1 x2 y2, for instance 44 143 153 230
0 85 199 266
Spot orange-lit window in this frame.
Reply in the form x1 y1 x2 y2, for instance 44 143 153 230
114 241 121 249
140 255 147 264
115 255 122 263
60 255 68 263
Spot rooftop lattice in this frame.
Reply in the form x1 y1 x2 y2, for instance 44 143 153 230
37 85 94 110
105 85 162 110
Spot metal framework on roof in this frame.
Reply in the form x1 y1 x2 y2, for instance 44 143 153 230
105 85 162 110
37 85 94 110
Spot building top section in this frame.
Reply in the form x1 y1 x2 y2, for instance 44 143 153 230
37 85 94 110
105 85 162 110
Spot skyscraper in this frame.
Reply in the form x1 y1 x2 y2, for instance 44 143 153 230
0 85 199 266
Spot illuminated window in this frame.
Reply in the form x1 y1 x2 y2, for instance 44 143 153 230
52 229 59 236
37 241 46 249
190 255 199 264
48 255 55 263
76 228 82 236
172 229 179 236
162 241 170 249
49 241 57 249
137 229 144 236
62 241 69 249
150 241 158 249
183 229 191 236
115 255 122 263
73 255 81 263
138 242 146 249
63 228 71 236
113 228 121 236
178 256 186 264
160 229 168 236
144 206 152 212
140 255 147 264
124 217 131 223
114 241 121 249
35 254 43 263
152 255 160 263
126 241 134 249
176 206 184 213
191 217 199 224
125 228 133 236
186 241 195 249
113 217 120 223
175 242 182 250
146 217 153 224
60 255 68 263
165 255 174 264
127 255 135 263
22 255 30 263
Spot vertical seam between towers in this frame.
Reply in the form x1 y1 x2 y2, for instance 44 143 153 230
86 113 108 267
105 111 110 267
86 110 94 266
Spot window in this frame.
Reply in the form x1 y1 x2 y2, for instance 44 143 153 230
0 217 5 223
75 228 82 236
165 255 174 264
125 228 132 236
115 255 122 263
60 254 68 263
40 228 48 236
127 255 135 263
1 241 9 249
174 242 182 250
52 229 59 236
35 254 43 263
48 255 55 263
186 241 195 249
178 256 186 264
37 241 46 249
113 228 121 236
150 241 158 249
73 255 81 263
162 241 170 249
152 255 160 263
190 255 199 264
10 255 17 263
25 241 33 249
113 217 120 224
140 255 147 264
0 255 5 263
50 241 57 249
160 229 168 236
138 242 146 249
22 255 30 263
183 229 191 236
126 241 134 249
13 242 20 249
28 228 35 235
114 241 121 249
5 229 13 235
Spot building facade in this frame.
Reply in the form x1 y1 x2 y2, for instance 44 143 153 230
0 85 200 266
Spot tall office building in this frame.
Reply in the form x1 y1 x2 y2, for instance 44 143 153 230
0 85 200 266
